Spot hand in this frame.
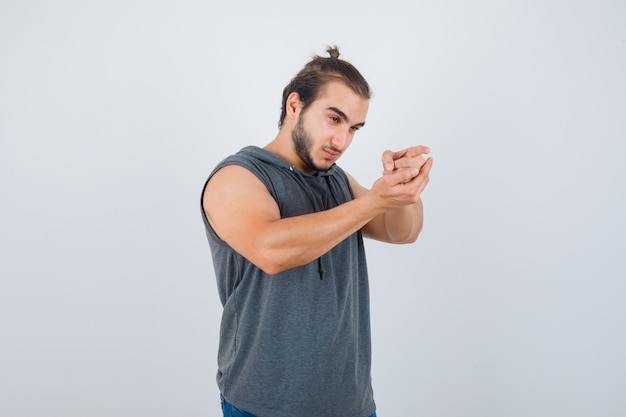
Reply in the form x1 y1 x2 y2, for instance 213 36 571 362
382 145 431 176
370 146 433 208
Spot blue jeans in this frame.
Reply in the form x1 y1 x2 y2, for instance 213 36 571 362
220 394 377 417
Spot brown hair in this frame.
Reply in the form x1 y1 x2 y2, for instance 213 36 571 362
278 46 372 127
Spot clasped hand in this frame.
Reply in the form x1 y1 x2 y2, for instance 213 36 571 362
372 145 433 207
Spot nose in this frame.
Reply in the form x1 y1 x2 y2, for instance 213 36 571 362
331 127 351 151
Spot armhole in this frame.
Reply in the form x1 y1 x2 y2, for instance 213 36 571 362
200 169 224 241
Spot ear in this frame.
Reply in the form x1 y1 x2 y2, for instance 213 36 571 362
285 91 304 120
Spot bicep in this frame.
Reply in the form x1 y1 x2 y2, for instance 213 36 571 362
202 165 281 255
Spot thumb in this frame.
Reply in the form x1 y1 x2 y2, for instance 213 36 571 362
381 150 394 173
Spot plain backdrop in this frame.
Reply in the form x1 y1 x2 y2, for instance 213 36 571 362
1 1 625 416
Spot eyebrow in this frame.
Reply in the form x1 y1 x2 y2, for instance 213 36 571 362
327 106 366 129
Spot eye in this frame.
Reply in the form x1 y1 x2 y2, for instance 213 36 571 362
329 115 340 123
351 126 360 131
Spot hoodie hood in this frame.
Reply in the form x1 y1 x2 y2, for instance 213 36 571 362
238 145 339 177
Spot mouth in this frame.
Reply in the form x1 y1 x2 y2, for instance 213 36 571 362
322 148 340 160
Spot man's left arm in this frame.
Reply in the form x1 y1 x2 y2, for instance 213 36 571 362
348 146 433 244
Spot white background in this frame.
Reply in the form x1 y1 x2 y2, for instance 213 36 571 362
1 1 625 416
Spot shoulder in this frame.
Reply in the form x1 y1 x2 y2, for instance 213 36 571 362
202 163 281 242
202 148 280 215
204 164 270 209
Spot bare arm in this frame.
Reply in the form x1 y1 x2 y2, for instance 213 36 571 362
202 162 422 275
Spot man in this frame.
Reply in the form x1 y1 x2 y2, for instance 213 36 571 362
201 46 432 417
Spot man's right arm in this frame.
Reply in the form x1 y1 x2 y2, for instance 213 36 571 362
203 165 379 274
202 164 417 275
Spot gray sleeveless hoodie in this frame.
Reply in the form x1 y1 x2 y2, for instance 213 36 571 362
201 146 375 417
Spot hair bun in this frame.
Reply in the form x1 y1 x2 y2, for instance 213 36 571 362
327 45 340 59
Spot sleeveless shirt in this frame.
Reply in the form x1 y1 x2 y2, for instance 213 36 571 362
201 146 375 417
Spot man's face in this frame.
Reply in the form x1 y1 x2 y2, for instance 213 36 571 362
291 81 369 174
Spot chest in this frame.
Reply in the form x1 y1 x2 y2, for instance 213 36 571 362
267 171 354 218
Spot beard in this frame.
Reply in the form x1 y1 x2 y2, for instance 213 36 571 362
292 116 321 172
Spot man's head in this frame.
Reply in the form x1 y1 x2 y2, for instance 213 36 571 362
278 46 371 128
288 79 369 172
277 47 371 173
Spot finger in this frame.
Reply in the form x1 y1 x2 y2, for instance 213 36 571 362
391 146 431 169
423 156 433 171
415 158 433 194
390 146 429 160
381 150 395 173
384 146 432 172
391 166 420 185
393 155 427 170
390 148 409 160
404 145 430 157
407 157 433 187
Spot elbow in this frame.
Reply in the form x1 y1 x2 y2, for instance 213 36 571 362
251 246 289 275
409 224 423 243
404 234 419 244
389 223 422 244
398 230 420 244
408 224 424 243
247 232 308 274
252 253 281 276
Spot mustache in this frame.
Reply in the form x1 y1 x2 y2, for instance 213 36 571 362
323 146 342 154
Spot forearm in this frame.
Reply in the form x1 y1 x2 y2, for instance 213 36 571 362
254 194 384 274
382 198 424 243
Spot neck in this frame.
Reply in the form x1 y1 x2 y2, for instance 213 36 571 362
264 128 304 171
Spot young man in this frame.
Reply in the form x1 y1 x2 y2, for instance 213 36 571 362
201 46 432 417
